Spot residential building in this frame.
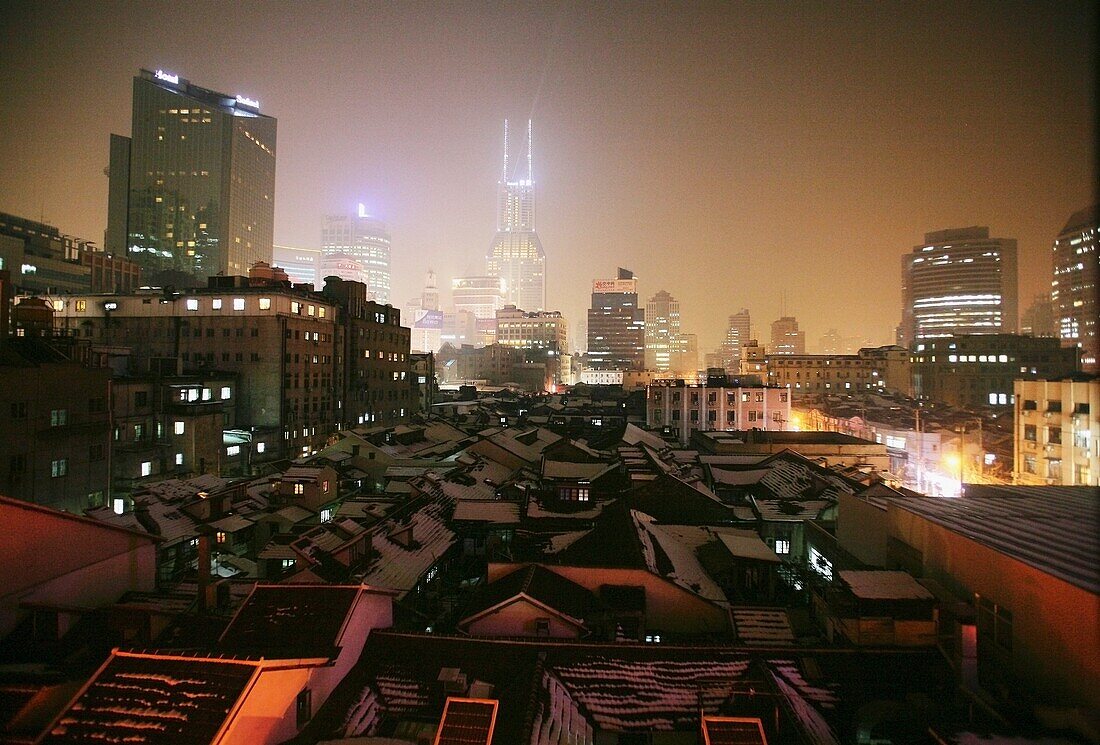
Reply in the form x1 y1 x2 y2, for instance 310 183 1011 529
273 244 321 287
587 268 644 371
1014 376 1098 486
769 316 806 355
53 271 410 459
107 68 277 284
763 346 912 397
0 336 111 513
911 334 1078 408
900 226 1018 348
1052 204 1098 371
644 289 679 372
321 205 391 303
486 119 545 311
0 211 140 295
646 380 791 445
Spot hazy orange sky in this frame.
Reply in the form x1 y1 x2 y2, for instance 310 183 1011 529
0 1 1095 352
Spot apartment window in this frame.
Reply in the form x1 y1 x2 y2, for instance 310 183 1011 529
216 531 227 544
50 458 67 477
294 483 305 495
1047 427 1062 445
135 390 148 407
258 297 271 310
89 443 104 461
307 304 315 316
175 452 184 466
256 442 266 453
535 618 551 637
322 480 330 493
141 461 152 477
10 402 27 418
75 300 87 312
1023 424 1037 442
320 506 334 523
233 298 245 311
774 539 791 555
212 298 223 310
186 298 199 311
748 411 758 422
220 386 231 400
281 558 295 570
227 445 240 456
645 634 662 644
174 421 185 435
291 301 301 314
50 408 68 427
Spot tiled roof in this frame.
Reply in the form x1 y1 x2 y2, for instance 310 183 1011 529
41 651 257 744
219 584 362 659
731 608 795 646
460 565 598 628
360 498 457 598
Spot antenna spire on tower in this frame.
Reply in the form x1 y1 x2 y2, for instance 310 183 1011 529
501 119 509 182
527 119 533 183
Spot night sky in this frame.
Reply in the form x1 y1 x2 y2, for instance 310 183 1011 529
0 1 1095 352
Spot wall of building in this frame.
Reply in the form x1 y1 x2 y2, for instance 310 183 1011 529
466 597 584 638
886 505 1100 714
1014 378 1099 486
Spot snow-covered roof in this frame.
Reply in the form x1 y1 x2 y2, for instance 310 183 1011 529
731 608 796 645
839 570 934 600
542 460 616 481
208 514 254 534
452 500 521 524
717 530 782 564
632 512 728 605
360 499 457 598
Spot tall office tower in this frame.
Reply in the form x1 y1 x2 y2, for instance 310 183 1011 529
1020 294 1056 338
107 69 277 285
321 205 391 303
587 268 645 371
669 333 699 377
718 309 751 371
770 316 806 355
644 290 681 372
900 226 1018 349
273 245 320 287
1052 205 1098 371
486 120 546 311
453 275 506 346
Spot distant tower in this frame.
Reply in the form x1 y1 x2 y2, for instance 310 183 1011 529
487 119 546 311
587 268 645 371
645 290 681 372
421 269 440 311
719 309 751 371
321 204 392 303
1052 205 1098 371
770 316 806 355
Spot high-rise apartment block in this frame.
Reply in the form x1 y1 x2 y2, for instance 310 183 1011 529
644 290 680 372
487 120 546 311
587 268 645 371
770 316 806 356
321 205 392 303
1014 376 1098 486
1052 205 1098 372
900 227 1018 348
107 69 277 284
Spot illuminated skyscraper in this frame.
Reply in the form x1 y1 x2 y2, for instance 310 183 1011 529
321 205 392 303
644 290 681 372
587 268 645 371
718 309 752 370
900 227 1018 348
1052 205 1098 371
107 68 277 285
487 120 546 311
770 316 806 355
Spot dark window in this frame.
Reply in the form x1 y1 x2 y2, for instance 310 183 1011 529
134 391 148 407
296 689 312 728
89 443 104 461
10 402 27 418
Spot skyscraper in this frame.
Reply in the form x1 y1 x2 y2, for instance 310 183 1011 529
452 275 506 346
718 309 752 371
321 205 392 303
107 68 277 285
644 290 681 372
1052 205 1098 372
487 120 546 311
900 227 1018 348
770 316 806 355
587 268 645 371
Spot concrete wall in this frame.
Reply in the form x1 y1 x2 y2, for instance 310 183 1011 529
836 492 889 566
888 506 1100 713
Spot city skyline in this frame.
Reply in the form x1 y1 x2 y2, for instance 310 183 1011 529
0 2 1095 351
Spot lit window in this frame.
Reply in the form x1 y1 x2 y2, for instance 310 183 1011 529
212 298 223 310
216 531 227 544
293 483 305 495
318 307 326 318
51 459 67 477
775 539 791 555
259 297 271 310
322 480 330 493
291 301 301 314
256 442 265 453
141 461 152 477
175 452 184 465
174 421 185 435
307 305 315 316
233 298 245 311
227 445 240 456
220 386 231 400
75 300 87 312
320 507 334 523
186 298 199 311
50 409 68 427
645 634 662 643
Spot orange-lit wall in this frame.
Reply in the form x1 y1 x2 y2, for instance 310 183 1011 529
465 597 584 638
888 506 1100 712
